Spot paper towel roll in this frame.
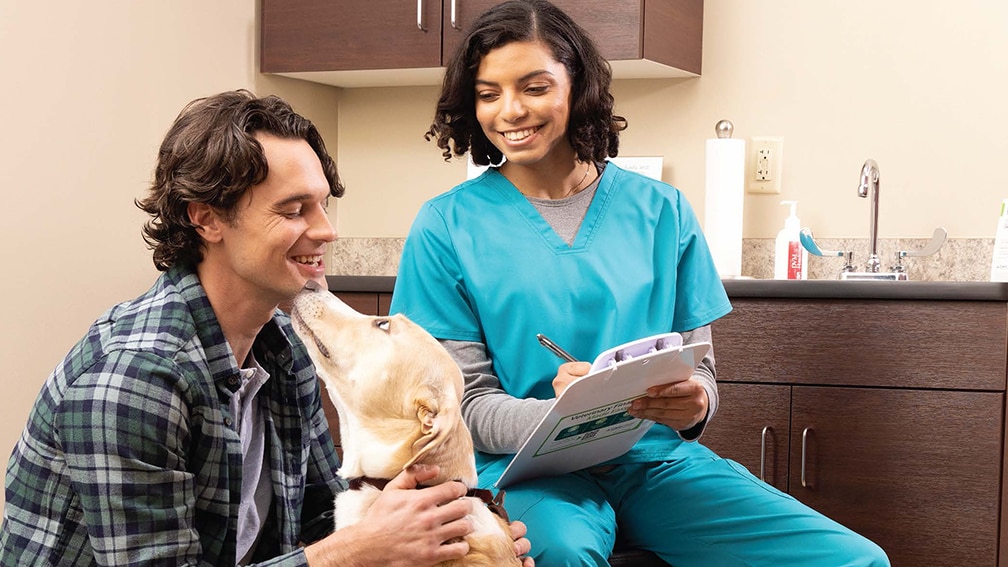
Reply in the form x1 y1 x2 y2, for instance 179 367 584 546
704 137 746 278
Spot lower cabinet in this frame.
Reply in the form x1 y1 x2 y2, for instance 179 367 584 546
326 285 1008 565
331 291 391 318
704 383 1002 565
705 298 1008 566
701 383 790 490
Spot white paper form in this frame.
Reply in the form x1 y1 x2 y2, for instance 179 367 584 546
495 333 710 488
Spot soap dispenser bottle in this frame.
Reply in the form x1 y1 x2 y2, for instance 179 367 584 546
774 200 807 280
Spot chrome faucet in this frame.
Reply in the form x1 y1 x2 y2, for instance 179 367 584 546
800 158 947 281
857 159 881 273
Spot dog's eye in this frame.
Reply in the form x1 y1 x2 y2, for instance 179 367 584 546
374 319 391 333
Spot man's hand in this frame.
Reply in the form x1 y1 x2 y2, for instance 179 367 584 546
305 464 474 567
628 377 708 432
508 520 535 567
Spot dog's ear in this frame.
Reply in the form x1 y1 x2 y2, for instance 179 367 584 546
404 395 457 468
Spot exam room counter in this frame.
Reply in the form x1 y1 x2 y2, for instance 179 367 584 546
326 275 1008 300
325 276 1008 567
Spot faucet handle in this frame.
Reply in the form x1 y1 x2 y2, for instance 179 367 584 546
891 227 947 272
800 227 856 274
799 227 842 257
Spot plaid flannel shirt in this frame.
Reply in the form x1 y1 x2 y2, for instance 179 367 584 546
1 265 343 566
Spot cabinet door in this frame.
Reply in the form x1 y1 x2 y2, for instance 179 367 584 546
441 0 646 62
378 293 392 316
261 0 442 72
442 0 703 74
790 386 1002 566
334 291 380 316
440 0 497 62
713 299 1007 391
700 383 791 491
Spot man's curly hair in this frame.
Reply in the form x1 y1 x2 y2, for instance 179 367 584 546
135 90 344 271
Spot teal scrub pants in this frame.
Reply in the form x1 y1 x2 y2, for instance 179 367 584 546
492 442 890 567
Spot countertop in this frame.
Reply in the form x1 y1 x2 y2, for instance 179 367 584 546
326 275 1008 302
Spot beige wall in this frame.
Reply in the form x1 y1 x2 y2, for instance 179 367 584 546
334 1 1008 241
1 0 1005 510
0 1 339 506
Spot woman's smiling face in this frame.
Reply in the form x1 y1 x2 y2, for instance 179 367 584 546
474 40 574 168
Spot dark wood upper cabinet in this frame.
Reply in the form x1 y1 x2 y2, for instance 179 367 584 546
261 1 443 72
261 0 703 87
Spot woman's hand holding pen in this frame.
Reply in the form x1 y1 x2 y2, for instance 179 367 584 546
627 378 708 431
551 361 590 397
537 334 591 396
537 332 707 429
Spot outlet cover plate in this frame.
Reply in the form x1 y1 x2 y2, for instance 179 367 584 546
747 136 784 194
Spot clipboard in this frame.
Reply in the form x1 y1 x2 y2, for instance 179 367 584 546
495 333 710 488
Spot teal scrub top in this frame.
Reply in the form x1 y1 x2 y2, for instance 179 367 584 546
391 163 731 468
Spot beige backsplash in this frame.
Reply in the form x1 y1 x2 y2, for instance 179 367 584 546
328 237 996 282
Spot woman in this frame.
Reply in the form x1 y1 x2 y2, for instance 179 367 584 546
391 1 890 565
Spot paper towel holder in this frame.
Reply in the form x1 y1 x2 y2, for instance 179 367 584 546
704 119 748 279
715 119 734 139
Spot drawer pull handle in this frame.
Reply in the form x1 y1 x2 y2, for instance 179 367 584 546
417 0 426 31
451 0 460 29
760 426 771 482
801 427 813 488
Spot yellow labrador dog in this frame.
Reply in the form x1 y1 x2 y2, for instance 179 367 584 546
290 282 520 567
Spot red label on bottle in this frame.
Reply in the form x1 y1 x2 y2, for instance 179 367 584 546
787 240 803 279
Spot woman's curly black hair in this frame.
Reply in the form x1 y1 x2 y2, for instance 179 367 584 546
135 90 344 271
426 0 627 166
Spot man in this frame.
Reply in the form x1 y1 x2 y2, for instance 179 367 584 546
1 90 531 566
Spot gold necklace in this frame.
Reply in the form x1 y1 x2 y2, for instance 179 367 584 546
563 163 591 198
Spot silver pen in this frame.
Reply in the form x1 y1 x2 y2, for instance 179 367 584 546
536 333 577 363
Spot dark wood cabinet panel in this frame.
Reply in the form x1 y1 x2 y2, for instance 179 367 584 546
333 291 380 317
261 0 442 72
328 284 1008 565
711 298 1008 566
701 382 791 491
713 299 1008 391
261 0 703 85
439 0 496 64
789 386 1003 566
440 0 702 74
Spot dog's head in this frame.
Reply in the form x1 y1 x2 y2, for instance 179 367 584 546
290 282 476 485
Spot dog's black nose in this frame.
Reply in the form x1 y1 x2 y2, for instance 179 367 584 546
303 279 323 292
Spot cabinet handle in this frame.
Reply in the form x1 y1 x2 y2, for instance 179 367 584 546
760 426 771 482
801 427 812 488
417 0 426 31
451 0 460 29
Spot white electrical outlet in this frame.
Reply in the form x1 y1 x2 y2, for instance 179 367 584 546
747 136 784 194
